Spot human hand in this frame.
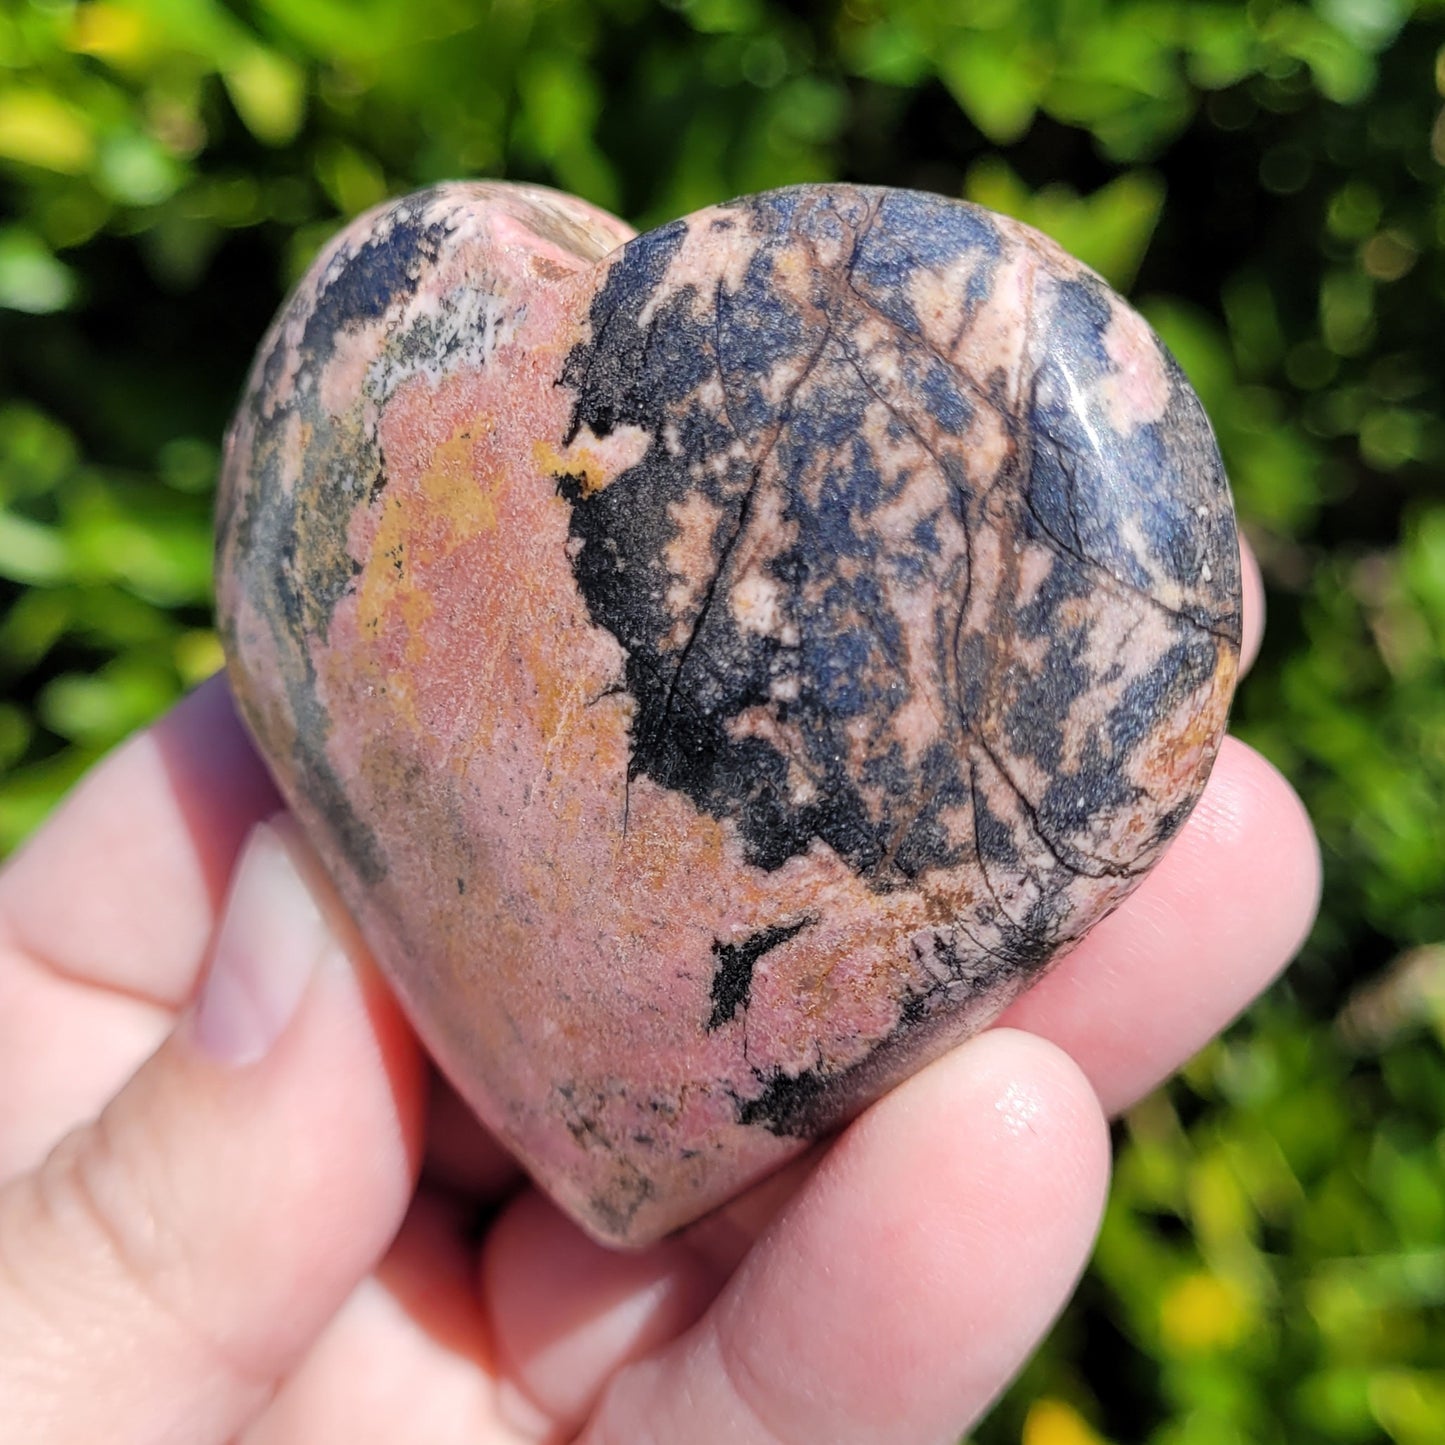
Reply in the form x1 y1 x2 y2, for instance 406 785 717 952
0 544 1317 1445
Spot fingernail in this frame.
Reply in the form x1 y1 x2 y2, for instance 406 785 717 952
191 820 329 1065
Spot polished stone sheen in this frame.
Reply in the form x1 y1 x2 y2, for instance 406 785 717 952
217 182 1241 1246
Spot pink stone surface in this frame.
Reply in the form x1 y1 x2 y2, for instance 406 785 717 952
217 182 1241 1246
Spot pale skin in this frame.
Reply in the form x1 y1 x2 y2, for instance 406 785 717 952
0 541 1319 1445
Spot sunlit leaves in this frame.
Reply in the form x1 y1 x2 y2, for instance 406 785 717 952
964 158 1164 290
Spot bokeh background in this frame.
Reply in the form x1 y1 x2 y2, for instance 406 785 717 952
2 1 1443 1440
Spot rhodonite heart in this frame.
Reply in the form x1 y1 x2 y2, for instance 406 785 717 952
217 182 1241 1246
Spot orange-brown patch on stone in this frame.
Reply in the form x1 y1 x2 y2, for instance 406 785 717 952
1131 648 1237 800
535 424 651 498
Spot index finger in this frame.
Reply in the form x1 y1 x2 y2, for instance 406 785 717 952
0 674 279 1008
0 677 279 1177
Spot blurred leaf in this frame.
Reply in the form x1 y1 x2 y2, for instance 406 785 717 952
1183 8 1259 89
0 702 32 771
1321 267 1376 356
0 510 69 585
315 139 387 216
1319 0 1411 51
0 404 77 501
173 627 223 684
0 588 72 671
38 656 177 746
129 0 254 67
0 226 77 313
0 87 94 173
95 130 185 205
1369 1369 1445 1445
1158 1272 1254 1355
65 2 163 69
1267 5 1378 103
1022 1397 1113 1445
965 157 1163 290
940 35 1044 144
223 45 306 146
682 0 765 34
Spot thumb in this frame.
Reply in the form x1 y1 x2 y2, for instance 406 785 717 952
0 817 426 1445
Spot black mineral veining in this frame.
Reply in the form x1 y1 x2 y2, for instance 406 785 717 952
706 917 815 1031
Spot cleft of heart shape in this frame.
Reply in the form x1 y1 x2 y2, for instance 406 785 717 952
217 181 1242 1247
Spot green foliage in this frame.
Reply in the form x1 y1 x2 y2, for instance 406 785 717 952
3 0 1444 1439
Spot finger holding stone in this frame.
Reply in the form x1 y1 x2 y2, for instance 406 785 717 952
422 1070 525 1200
1237 532 1265 676
0 678 281 1179
0 675 278 1009
999 735 1320 1115
0 819 424 1445
479 1187 728 1439
479 1032 1105 1445
473 740 1310 1436
238 1191 499 1445
579 1029 1108 1445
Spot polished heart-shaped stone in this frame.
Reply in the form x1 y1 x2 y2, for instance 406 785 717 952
217 182 1241 1246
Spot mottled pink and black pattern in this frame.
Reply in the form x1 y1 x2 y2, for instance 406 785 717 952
218 182 1240 1244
